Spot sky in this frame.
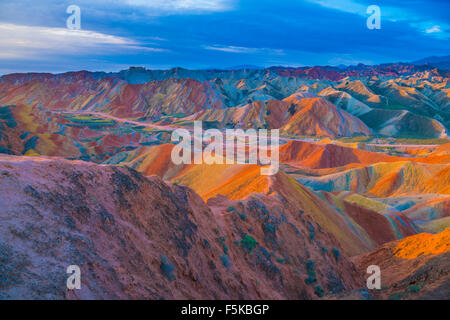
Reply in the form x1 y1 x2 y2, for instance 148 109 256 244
0 0 448 74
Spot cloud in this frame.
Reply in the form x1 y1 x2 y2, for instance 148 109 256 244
425 25 441 33
204 45 257 53
204 45 284 55
0 0 448 72
118 0 234 13
0 23 166 60
305 0 366 15
306 0 449 38
410 21 449 39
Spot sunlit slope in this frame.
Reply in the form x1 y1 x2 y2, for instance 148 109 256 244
192 93 372 138
393 228 450 259
353 228 450 299
297 161 450 197
280 140 450 170
141 151 419 255
280 140 401 169
0 154 365 299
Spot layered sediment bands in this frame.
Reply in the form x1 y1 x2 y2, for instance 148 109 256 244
353 229 450 299
0 155 362 299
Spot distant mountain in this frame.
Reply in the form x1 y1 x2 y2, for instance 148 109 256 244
192 92 372 138
224 65 264 70
0 54 449 301
412 55 450 71
1 62 448 143
413 55 450 64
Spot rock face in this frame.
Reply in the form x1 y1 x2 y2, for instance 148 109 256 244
296 161 450 197
1 64 448 140
0 155 362 299
193 93 372 138
353 229 450 300
279 140 402 169
0 63 448 300
0 77 225 120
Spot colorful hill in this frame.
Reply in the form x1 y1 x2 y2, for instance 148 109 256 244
353 229 450 299
0 63 449 300
192 93 372 138
297 161 450 197
0 154 363 299
111 143 422 256
0 76 225 120
2 65 448 140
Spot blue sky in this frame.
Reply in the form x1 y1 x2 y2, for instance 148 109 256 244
0 0 448 74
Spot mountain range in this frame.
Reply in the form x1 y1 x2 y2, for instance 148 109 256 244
0 60 449 299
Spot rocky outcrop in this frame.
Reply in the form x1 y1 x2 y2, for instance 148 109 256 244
0 155 362 299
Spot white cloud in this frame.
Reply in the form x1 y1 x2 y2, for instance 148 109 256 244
411 22 449 38
204 45 257 53
119 0 234 12
425 25 441 34
308 0 449 39
306 0 366 15
204 45 284 55
0 23 166 60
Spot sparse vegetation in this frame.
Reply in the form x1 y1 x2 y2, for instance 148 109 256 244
160 255 175 282
408 284 420 293
332 248 340 262
240 234 257 253
264 222 277 234
220 254 230 269
307 221 315 240
305 260 317 284
314 285 324 297
226 205 236 212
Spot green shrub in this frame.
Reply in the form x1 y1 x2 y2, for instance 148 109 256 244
314 285 324 297
276 258 285 264
307 221 315 240
388 293 401 300
220 254 230 269
240 234 257 253
216 236 226 244
227 206 236 212
160 255 175 281
305 260 317 284
264 223 277 234
332 248 340 262
408 285 420 293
